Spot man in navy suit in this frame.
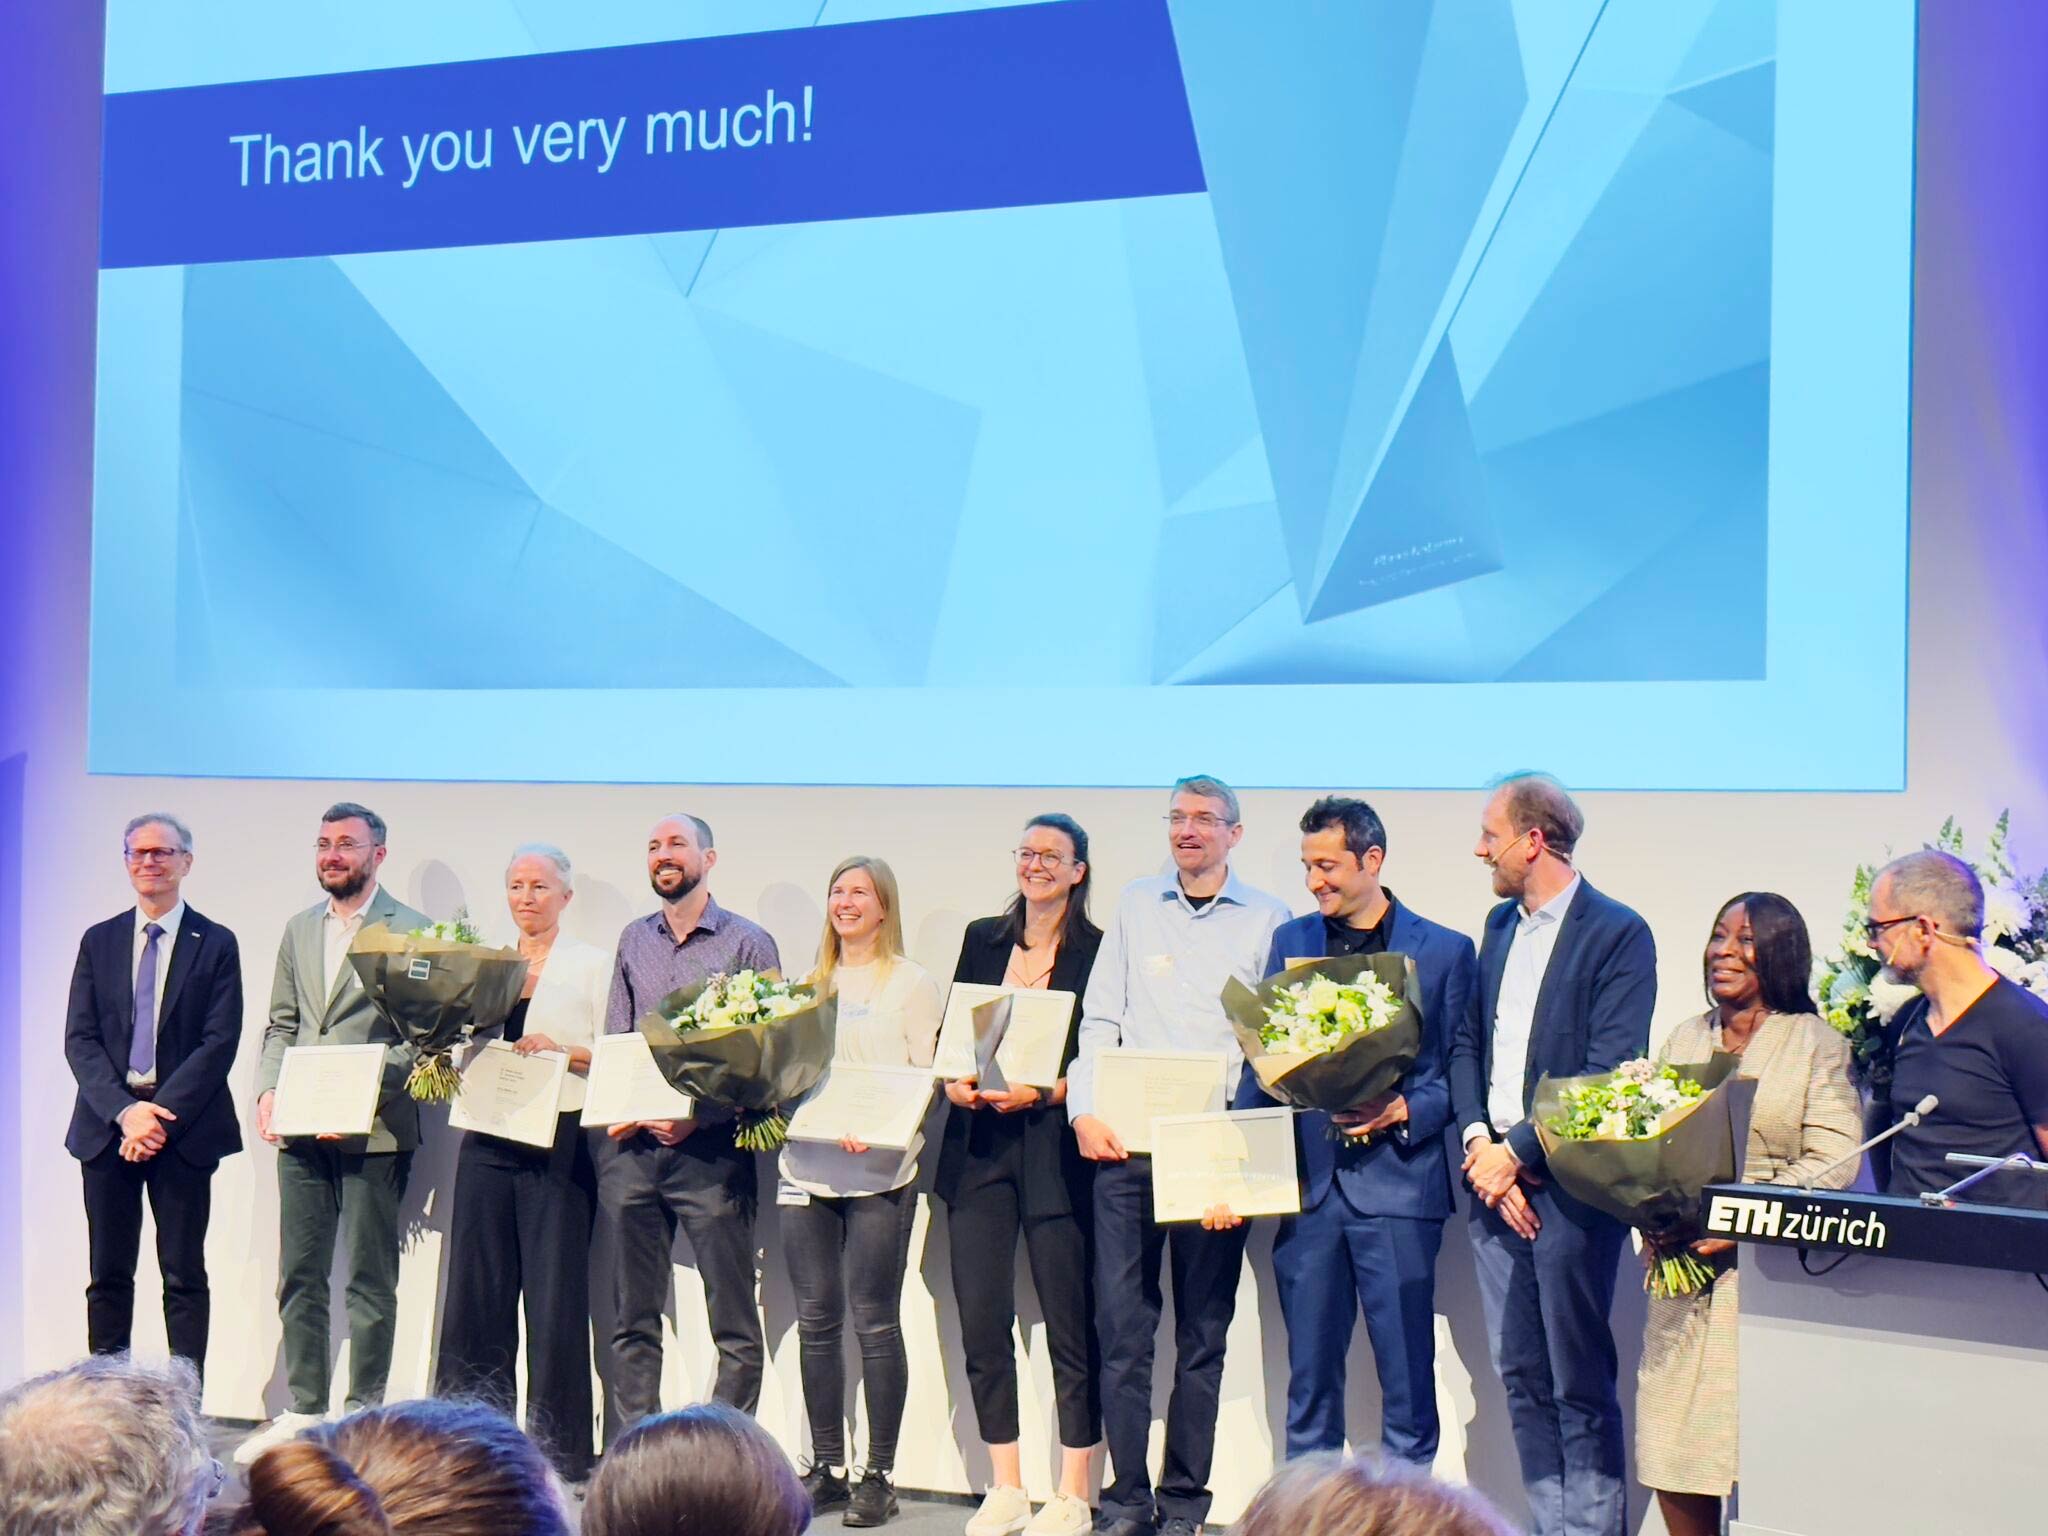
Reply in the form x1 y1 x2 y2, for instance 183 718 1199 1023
1450 775 1655 1536
1212 796 1476 1466
64 814 243 1374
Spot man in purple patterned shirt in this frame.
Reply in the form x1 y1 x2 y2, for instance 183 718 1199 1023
598 811 781 1436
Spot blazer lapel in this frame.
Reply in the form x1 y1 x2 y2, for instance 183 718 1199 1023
108 912 138 1060
295 908 328 1027
326 888 400 1016
157 912 205 1026
1527 881 1595 1068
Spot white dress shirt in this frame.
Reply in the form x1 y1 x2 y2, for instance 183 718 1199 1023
520 937 611 1113
128 899 185 1087
322 883 381 1000
1464 874 1581 1147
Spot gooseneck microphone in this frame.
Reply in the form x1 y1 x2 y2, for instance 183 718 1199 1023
1800 1094 1937 1192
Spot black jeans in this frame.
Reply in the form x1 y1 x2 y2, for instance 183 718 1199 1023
436 1114 598 1477
945 1133 1099 1447
1092 1157 1247 1528
81 1145 214 1372
597 1129 763 1437
783 1182 918 1472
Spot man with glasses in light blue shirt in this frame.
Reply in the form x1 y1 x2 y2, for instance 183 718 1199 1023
1068 775 1289 1536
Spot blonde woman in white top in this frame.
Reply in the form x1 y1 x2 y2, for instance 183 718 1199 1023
434 844 608 1481
782 856 942 1529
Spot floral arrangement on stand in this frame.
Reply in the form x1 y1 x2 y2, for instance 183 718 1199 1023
1814 812 2048 1088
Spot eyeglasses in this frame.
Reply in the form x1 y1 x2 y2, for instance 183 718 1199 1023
315 838 371 854
124 847 185 865
1164 813 1236 831
1015 848 1071 869
1863 914 1923 944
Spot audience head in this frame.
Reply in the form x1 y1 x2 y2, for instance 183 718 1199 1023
317 802 388 902
1870 849 1985 984
1007 813 1093 945
1235 1454 1515 1536
1476 773 1582 902
123 813 195 905
648 812 715 905
1704 892 1816 1015
506 843 575 937
818 855 904 986
0 1353 217 1536
582 1401 811 1536
1299 796 1389 922
1167 774 1242 882
231 1398 569 1536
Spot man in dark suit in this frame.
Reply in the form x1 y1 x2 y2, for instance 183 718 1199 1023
1216 796 1476 1466
1449 774 1655 1536
63 813 243 1375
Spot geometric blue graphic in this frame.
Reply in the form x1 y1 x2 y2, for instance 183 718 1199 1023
88 0 1916 787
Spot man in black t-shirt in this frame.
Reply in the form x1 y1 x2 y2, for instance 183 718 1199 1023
1868 850 2048 1208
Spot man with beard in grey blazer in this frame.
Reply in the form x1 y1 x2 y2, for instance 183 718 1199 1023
236 802 427 1466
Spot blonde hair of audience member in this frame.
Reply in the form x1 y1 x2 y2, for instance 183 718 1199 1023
230 1399 570 1536
583 1401 812 1536
0 1353 215 1536
812 855 905 992
1234 1454 1515 1536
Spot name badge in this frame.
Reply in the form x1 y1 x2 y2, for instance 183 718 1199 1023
407 959 432 981
775 1178 812 1208
1142 953 1175 978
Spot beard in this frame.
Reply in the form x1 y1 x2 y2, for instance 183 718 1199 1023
650 863 703 903
319 864 370 902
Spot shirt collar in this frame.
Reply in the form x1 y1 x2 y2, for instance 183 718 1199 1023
326 883 381 925
137 899 185 937
647 893 726 947
1330 890 1399 939
1157 867 1252 912
1518 873 1581 933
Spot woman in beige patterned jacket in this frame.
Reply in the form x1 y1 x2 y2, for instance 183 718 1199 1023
1635 892 1863 1536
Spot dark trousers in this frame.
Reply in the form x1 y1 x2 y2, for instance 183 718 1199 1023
598 1130 762 1436
1470 1187 1628 1536
945 1140 1100 1448
784 1182 918 1473
81 1145 215 1371
1092 1157 1248 1527
1270 1197 1444 1463
435 1115 597 1477
277 1144 412 1414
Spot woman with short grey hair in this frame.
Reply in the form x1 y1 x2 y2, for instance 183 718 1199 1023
0 1353 219 1536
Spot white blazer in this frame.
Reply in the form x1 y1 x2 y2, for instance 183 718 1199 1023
523 937 611 1113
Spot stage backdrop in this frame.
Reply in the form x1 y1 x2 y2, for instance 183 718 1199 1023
84 0 1913 789
8 4 2048 1535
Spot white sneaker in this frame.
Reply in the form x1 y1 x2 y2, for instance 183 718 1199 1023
233 1411 325 1467
1024 1493 1094 1536
965 1484 1033 1536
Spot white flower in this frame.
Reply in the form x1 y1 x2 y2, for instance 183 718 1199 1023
1983 886 2030 945
1869 974 1921 1022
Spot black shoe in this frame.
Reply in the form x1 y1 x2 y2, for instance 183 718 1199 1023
842 1468 899 1527
802 1465 850 1513
1157 1521 1201 1536
1093 1519 1156 1536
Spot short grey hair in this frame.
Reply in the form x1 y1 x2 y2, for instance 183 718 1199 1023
1171 775 1241 825
0 1353 211 1536
1491 772 1585 860
322 801 388 847
1876 849 1985 939
507 842 574 888
654 812 715 850
122 814 192 854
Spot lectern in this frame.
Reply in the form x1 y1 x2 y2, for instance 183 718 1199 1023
1703 1182 2048 1536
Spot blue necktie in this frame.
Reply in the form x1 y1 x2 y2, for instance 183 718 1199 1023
131 922 164 1078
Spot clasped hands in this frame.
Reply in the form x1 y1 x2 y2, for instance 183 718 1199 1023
1462 1137 1542 1239
117 1100 176 1162
943 1077 1058 1115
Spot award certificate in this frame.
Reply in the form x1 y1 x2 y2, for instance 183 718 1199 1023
934 984 1076 1087
1150 1108 1302 1222
448 1039 568 1148
1091 1048 1230 1154
272 1043 387 1138
580 1032 696 1127
786 1063 936 1151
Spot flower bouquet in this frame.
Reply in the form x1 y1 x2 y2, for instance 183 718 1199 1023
1534 1055 1754 1297
637 969 837 1151
1815 812 2048 1089
348 913 528 1102
1221 952 1422 1115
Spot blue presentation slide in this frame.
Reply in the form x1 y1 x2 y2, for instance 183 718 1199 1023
89 0 1915 788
